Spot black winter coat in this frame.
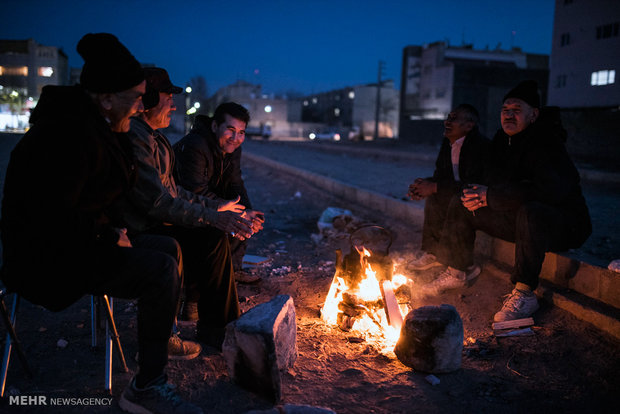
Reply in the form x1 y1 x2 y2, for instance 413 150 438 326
0 85 135 311
485 109 591 248
173 115 252 209
430 127 490 195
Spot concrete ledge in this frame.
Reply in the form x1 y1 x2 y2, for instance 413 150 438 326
244 152 620 336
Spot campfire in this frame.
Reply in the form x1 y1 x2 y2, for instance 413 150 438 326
320 226 412 352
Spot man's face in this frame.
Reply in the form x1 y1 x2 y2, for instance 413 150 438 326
146 92 176 130
108 81 146 132
213 114 246 154
443 110 473 143
501 98 539 136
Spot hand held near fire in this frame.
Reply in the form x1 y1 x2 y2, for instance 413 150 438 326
461 184 488 212
408 178 436 200
244 210 265 233
217 195 246 213
215 211 253 239
116 228 132 248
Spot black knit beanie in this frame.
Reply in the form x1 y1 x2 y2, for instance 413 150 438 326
77 33 144 93
503 80 540 108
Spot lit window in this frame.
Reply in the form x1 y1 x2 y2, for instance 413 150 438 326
303 100 308 106
334 108 340 116
38 67 54 77
591 70 616 86
311 97 317 104
348 91 355 99
264 105 272 113
0 66 28 76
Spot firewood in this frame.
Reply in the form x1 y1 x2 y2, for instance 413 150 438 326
491 317 534 330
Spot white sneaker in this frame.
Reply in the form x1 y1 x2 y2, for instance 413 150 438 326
407 252 442 271
421 265 481 295
493 288 539 322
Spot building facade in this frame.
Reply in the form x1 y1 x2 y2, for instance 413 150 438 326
400 42 548 141
0 39 69 131
548 0 619 108
300 80 400 140
203 80 290 138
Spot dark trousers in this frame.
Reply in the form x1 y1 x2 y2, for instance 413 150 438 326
86 234 181 383
153 225 240 332
436 196 578 289
421 190 454 255
229 236 248 272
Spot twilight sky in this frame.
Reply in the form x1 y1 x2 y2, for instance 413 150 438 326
1 0 555 96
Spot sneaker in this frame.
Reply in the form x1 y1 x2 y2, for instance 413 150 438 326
180 301 198 322
493 288 539 322
234 270 262 284
119 374 203 414
168 333 202 360
407 252 442 271
421 264 481 296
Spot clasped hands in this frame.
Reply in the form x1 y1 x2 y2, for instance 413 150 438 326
408 178 437 200
461 183 488 212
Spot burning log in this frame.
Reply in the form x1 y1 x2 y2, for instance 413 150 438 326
321 224 413 348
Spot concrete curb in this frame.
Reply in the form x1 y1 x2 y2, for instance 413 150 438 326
244 151 620 340
265 141 620 184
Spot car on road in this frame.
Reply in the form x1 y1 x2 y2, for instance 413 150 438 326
246 124 271 140
308 131 341 141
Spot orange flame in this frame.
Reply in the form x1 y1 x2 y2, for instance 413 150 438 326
320 250 411 352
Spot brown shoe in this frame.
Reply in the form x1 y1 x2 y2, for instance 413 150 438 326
234 270 261 284
168 333 202 360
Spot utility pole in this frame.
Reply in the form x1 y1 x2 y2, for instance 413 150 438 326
374 60 385 140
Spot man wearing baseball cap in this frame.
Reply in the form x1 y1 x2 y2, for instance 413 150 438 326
115 67 253 354
420 80 591 323
1 34 203 413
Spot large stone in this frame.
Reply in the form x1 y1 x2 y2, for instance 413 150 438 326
394 304 463 373
223 294 298 402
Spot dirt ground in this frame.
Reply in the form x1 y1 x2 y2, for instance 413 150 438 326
1 158 619 414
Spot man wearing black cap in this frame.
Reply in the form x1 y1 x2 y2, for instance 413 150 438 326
420 80 591 323
1 34 203 413
117 67 253 352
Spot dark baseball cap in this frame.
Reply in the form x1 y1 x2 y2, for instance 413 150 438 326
144 67 183 94
142 67 183 109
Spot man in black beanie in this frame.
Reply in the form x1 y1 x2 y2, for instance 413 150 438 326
419 80 591 323
0 33 202 413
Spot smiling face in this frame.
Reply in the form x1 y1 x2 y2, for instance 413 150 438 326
501 98 539 136
106 81 146 132
144 92 176 130
213 113 246 154
443 109 474 143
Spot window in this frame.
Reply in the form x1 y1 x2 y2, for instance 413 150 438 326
591 70 616 86
38 67 54 77
560 33 571 46
0 66 28 76
596 22 619 39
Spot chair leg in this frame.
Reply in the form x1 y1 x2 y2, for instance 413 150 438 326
0 293 32 398
91 295 128 394
101 295 128 373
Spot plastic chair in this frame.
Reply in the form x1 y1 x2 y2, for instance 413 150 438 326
0 292 128 397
